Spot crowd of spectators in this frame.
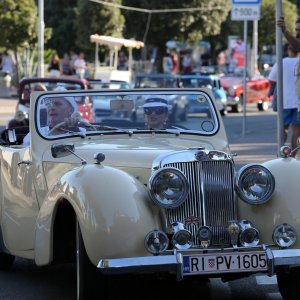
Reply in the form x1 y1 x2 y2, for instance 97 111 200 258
47 51 87 79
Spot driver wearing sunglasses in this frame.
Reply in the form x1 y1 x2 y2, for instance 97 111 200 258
142 97 172 129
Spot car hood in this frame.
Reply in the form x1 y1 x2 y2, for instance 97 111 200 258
73 135 229 168
42 133 229 189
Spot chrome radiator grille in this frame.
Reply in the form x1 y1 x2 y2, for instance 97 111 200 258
164 160 236 246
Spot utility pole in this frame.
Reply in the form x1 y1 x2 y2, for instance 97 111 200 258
38 0 44 77
275 0 284 154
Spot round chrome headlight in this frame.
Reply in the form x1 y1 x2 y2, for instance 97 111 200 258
235 164 275 205
273 223 296 248
149 167 189 209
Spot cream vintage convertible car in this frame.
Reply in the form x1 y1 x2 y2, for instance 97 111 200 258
0 88 299 299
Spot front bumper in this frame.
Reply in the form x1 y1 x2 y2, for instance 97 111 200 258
97 246 300 280
226 96 240 106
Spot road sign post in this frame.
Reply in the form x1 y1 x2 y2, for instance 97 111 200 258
231 0 261 137
231 0 261 21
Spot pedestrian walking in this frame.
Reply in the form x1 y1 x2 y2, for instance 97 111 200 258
61 53 72 76
1 50 14 76
48 53 62 78
268 45 300 155
74 52 86 79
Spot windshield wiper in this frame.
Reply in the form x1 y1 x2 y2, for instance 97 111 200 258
93 125 133 136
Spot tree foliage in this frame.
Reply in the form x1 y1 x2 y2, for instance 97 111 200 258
44 0 78 56
259 0 298 47
74 0 125 59
0 0 38 50
122 0 231 49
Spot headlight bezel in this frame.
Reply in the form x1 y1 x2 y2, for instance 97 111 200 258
235 164 275 205
148 167 189 209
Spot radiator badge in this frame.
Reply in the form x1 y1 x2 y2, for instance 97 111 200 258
195 150 207 161
185 216 200 226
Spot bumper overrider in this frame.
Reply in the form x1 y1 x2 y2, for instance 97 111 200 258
98 247 300 280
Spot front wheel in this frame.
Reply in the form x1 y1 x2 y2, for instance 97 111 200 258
0 253 15 270
257 101 269 111
231 96 243 113
220 108 227 116
277 267 300 299
76 221 107 300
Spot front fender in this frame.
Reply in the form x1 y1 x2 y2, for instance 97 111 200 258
35 164 161 266
238 158 300 246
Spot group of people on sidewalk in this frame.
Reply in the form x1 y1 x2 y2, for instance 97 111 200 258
48 51 87 79
268 17 300 156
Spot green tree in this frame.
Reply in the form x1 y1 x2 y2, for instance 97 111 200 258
259 0 298 48
44 0 78 57
122 0 230 69
74 0 125 60
0 0 38 82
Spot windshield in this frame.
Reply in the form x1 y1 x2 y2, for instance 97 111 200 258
36 90 219 139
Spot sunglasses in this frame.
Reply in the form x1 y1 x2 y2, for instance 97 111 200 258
144 107 168 115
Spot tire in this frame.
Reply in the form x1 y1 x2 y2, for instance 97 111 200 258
257 101 269 111
220 108 227 116
0 253 15 270
231 95 243 113
277 267 300 299
76 221 107 300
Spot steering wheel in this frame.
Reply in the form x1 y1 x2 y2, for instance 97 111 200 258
48 120 97 135
48 121 67 135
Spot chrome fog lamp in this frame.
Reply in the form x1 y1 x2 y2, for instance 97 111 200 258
227 221 240 246
144 230 169 255
148 167 189 209
238 220 259 247
197 226 212 248
171 222 192 250
272 223 296 248
235 164 275 205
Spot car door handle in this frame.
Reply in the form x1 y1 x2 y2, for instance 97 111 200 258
17 160 32 166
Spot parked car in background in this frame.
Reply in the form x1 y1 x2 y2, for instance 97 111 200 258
134 73 180 88
14 77 94 123
88 80 131 122
220 68 271 112
134 74 188 122
179 73 228 116
88 79 132 90
0 87 299 300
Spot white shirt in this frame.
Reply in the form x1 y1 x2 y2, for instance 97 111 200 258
268 57 299 109
1 55 14 74
74 58 86 71
23 126 86 146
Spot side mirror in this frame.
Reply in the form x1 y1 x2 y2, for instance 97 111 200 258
51 142 75 158
0 129 18 145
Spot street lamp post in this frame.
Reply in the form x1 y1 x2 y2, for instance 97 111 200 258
38 0 44 77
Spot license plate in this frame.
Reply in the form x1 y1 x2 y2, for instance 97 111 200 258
183 251 267 275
